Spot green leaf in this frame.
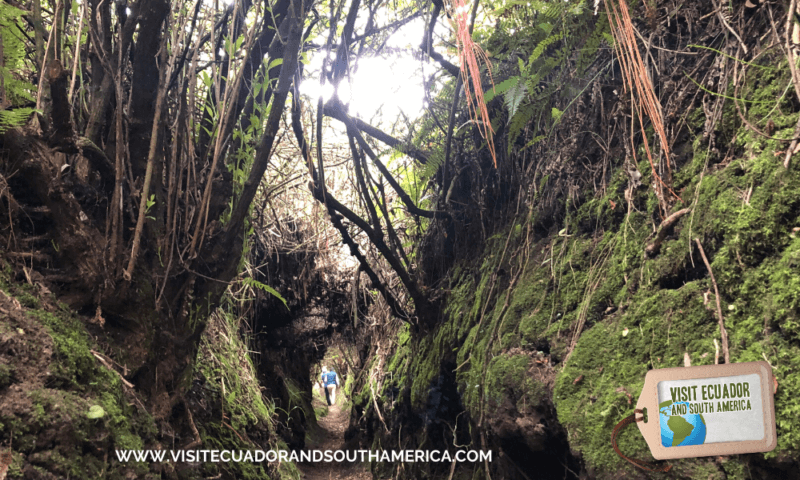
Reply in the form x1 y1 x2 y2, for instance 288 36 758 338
551 107 563 122
524 135 546 148
0 108 36 134
87 405 105 419
201 71 212 88
508 103 535 147
484 76 520 103
529 33 560 64
242 277 288 310
505 80 528 121
250 114 262 133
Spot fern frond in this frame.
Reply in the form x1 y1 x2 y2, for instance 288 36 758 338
1 3 36 107
505 79 527 121
241 277 288 309
528 0 565 19
508 103 535 149
0 108 36 134
484 75 520 103
419 149 445 183
528 33 561 64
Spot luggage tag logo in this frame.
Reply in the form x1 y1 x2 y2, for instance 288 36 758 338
614 361 777 470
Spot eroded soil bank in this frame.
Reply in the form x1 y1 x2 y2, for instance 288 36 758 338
341 3 800 479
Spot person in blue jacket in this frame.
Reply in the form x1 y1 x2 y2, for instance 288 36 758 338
321 366 339 406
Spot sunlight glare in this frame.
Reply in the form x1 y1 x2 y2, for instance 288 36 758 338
300 81 335 103
346 55 424 120
299 17 435 123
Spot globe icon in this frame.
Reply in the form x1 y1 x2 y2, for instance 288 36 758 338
659 400 706 447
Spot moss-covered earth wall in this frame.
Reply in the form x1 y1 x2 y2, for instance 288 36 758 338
348 50 800 480
0 265 294 480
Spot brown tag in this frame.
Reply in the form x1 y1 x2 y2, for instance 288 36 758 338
635 361 777 459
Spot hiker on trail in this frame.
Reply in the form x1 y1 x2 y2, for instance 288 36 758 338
321 366 339 406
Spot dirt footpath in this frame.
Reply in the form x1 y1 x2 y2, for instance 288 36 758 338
298 395 371 480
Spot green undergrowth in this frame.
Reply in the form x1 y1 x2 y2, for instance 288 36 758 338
314 405 328 418
196 309 300 480
0 264 157 479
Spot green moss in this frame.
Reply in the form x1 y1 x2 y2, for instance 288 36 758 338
100 389 153 450
0 362 14 388
0 271 156 479
484 354 544 412
347 50 800 478
195 310 290 480
15 291 39 309
551 70 800 472
198 311 275 432
30 308 103 389
554 282 717 473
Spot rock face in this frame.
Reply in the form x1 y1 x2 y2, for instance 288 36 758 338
349 142 800 478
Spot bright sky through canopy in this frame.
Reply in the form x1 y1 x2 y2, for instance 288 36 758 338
300 17 437 123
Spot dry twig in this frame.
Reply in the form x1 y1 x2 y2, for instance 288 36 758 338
91 350 135 388
369 365 390 434
694 239 730 364
644 208 691 257
184 408 203 449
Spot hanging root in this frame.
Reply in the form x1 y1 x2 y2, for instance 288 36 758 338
446 0 497 168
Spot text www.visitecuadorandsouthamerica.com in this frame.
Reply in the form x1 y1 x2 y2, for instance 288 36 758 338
115 449 492 463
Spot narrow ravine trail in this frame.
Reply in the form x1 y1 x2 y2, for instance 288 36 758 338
299 395 371 480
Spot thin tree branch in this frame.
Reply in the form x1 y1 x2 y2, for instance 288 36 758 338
167 0 203 90
290 93 412 323
351 9 422 43
644 208 691 257
694 238 730 364
223 0 304 244
421 2 460 77
323 104 429 164
124 32 172 281
347 128 383 235
443 77 463 192
332 104 451 220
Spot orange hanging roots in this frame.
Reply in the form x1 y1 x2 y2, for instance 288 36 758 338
446 0 498 168
605 0 681 212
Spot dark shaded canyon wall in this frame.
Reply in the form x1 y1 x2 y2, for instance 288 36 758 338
350 104 800 480
346 14 800 480
245 225 355 450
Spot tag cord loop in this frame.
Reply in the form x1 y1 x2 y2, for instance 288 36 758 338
611 409 672 473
